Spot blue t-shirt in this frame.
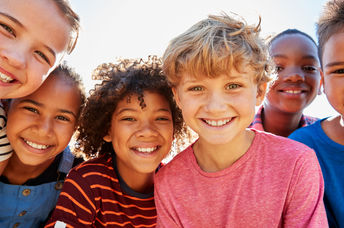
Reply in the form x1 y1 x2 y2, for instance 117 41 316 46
289 118 344 228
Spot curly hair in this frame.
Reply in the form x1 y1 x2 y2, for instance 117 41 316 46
316 0 344 67
75 56 189 159
162 13 271 88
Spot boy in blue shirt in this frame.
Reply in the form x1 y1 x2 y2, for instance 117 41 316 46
289 0 344 226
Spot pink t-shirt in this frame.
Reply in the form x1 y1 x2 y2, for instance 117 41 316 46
155 130 327 227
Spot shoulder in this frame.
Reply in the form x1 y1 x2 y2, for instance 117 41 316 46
69 153 114 178
253 130 316 160
155 145 192 181
289 119 322 142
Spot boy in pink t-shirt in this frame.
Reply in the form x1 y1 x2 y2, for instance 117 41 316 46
154 13 328 227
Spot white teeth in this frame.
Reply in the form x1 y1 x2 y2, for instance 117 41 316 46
136 147 157 153
205 119 231 127
285 90 301 94
0 72 13 83
24 139 49 150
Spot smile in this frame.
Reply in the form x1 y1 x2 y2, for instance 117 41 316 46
134 146 158 153
24 139 51 150
284 90 303 94
0 71 14 83
204 118 232 127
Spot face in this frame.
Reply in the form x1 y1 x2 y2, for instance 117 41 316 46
103 91 174 177
265 34 321 114
0 0 71 99
173 69 265 146
321 32 344 117
6 74 81 167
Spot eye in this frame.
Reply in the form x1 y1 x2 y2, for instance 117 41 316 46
302 66 317 73
188 86 204 91
156 116 171 121
56 115 70 122
332 68 344 74
121 117 136 122
274 66 284 73
226 84 240 90
23 106 39 114
34 51 51 65
0 23 15 37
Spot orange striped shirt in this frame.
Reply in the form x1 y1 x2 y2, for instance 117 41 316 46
45 153 157 228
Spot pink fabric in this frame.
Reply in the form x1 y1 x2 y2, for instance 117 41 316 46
155 130 328 227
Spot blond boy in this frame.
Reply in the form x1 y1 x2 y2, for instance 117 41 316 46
155 13 327 227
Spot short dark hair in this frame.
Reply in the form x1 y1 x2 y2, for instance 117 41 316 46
316 0 344 67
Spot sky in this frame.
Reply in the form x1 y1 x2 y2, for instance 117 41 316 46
65 0 336 118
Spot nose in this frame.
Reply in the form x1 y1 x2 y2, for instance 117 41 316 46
35 117 54 137
282 67 305 83
136 120 159 138
0 44 27 69
204 91 227 113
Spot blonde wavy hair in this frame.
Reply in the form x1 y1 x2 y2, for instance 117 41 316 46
163 13 271 87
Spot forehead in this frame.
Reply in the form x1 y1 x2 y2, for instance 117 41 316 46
322 32 344 67
117 91 170 111
0 0 71 53
270 34 318 57
10 75 80 112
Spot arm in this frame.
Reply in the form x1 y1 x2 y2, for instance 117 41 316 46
283 149 328 227
44 169 96 228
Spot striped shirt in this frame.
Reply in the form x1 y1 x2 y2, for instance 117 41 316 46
250 106 319 131
45 153 157 228
0 105 12 162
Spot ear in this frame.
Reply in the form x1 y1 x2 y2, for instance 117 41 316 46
103 130 112 142
256 82 267 106
319 70 324 95
172 87 182 109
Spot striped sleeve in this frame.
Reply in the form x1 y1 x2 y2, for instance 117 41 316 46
45 168 97 227
0 106 12 162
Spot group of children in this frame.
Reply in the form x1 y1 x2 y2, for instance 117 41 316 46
0 0 343 227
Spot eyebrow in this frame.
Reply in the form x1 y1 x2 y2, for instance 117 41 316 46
0 12 23 28
117 107 171 114
20 99 77 118
325 61 344 68
0 12 56 59
272 54 318 61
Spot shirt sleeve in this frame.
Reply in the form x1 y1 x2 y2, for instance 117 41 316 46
283 149 328 227
44 168 97 228
0 106 13 162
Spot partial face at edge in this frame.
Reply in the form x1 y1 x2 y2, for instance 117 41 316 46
0 0 71 98
321 32 344 116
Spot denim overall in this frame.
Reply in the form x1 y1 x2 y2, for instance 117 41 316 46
0 148 74 228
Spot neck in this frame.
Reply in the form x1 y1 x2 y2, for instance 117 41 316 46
193 129 255 172
321 115 344 145
262 105 303 137
117 164 154 194
3 153 54 185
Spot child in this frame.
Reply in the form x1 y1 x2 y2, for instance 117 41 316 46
0 63 86 227
45 57 188 228
0 0 80 174
289 1 344 226
154 13 328 227
250 29 321 137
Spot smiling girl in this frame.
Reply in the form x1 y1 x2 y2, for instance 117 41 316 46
45 57 188 228
0 63 86 227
